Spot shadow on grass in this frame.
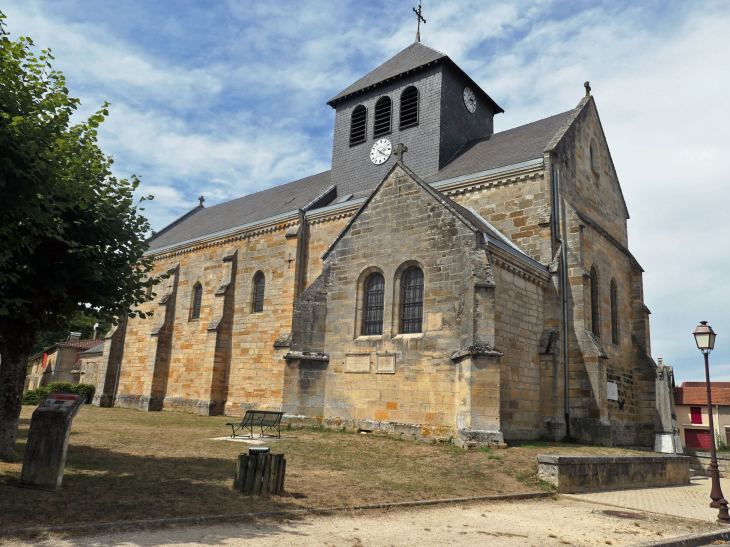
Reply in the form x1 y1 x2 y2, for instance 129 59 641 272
1 441 314 544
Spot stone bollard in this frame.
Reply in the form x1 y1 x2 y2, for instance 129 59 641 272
20 393 86 490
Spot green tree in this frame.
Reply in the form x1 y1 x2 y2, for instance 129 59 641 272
0 12 158 461
29 311 111 357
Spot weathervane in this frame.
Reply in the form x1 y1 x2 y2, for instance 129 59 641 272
413 1 426 43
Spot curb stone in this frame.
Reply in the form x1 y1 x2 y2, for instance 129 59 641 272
0 491 551 538
629 527 730 547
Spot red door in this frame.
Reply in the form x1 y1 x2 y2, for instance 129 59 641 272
685 429 711 450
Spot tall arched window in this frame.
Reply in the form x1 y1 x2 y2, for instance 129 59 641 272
401 267 424 334
363 273 385 335
373 96 392 137
590 266 600 336
610 279 619 345
191 283 203 321
252 271 265 313
349 105 367 146
399 86 419 129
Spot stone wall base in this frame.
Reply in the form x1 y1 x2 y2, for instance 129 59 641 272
537 454 690 493
685 450 730 478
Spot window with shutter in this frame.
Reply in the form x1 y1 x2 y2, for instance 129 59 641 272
350 105 367 146
399 86 419 129
373 96 392 137
690 406 703 424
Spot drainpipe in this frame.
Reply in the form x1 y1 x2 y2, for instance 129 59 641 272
552 162 571 439
111 314 128 407
297 209 306 298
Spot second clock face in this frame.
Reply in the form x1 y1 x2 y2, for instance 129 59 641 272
463 86 477 113
370 139 392 165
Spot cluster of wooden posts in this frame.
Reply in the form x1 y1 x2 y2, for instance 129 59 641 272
233 452 286 495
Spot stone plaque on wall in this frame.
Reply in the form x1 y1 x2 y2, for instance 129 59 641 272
376 354 396 374
345 353 371 373
607 382 619 401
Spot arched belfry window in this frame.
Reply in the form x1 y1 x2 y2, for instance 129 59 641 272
191 283 203 321
252 271 265 313
363 273 385 335
399 86 419 129
590 266 600 336
350 105 367 146
610 279 619 345
401 267 424 333
373 96 392 137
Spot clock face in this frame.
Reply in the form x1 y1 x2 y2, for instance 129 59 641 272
370 139 392 165
463 87 477 113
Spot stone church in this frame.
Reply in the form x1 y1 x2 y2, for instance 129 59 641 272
92 41 657 446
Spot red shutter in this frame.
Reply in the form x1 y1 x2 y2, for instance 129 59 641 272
690 407 703 424
41 353 48 368
685 429 711 450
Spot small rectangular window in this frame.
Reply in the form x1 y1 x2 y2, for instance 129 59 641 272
690 406 703 424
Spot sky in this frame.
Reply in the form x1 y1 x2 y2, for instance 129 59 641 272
4 0 730 384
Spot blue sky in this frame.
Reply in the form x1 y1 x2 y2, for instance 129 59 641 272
4 0 730 384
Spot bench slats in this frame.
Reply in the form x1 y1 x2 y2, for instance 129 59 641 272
226 410 284 439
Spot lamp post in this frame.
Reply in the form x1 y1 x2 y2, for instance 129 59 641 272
693 321 730 522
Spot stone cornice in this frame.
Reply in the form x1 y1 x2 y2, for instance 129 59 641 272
489 245 550 289
435 163 544 198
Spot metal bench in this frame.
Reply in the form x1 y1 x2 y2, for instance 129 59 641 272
226 410 284 439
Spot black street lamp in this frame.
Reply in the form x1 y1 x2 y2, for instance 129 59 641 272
693 321 730 522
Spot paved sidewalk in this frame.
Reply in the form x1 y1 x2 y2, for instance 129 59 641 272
565 476 730 522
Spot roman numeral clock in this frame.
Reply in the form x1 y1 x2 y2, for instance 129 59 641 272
370 138 392 165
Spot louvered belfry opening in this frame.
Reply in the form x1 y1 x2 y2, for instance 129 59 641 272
610 279 619 345
363 273 385 335
192 284 203 320
590 266 600 336
401 267 424 334
253 272 265 313
399 86 419 129
373 96 392 137
350 105 367 146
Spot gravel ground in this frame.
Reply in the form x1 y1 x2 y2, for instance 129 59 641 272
4 498 723 547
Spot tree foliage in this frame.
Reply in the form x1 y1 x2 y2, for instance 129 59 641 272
0 11 160 460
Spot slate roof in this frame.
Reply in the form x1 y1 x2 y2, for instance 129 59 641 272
327 42 503 113
145 110 577 254
146 171 334 252
425 110 576 184
674 382 730 406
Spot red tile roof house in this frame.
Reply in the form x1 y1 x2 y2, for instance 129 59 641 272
674 382 730 450
25 333 105 391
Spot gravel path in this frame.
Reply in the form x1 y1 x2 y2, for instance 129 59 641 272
6 498 722 547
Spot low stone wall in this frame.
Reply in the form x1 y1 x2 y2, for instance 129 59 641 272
537 455 690 493
684 449 730 478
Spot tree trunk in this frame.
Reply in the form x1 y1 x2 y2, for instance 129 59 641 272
0 333 34 462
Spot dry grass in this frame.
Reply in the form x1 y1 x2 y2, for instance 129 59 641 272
0 405 643 530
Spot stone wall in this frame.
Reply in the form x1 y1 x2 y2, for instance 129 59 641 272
685 450 730 478
537 454 690 493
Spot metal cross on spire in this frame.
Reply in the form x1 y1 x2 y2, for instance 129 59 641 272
413 1 426 43
198 196 205 207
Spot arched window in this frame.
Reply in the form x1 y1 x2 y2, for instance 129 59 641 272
252 271 265 313
191 283 203 321
349 105 367 146
610 279 619 345
373 96 392 137
590 266 600 336
363 273 385 335
399 86 419 129
401 267 424 334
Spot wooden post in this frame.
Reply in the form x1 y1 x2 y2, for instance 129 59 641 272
234 454 248 492
277 458 286 495
261 453 273 494
269 454 280 494
243 452 257 493
252 452 266 495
